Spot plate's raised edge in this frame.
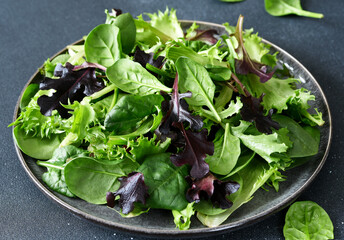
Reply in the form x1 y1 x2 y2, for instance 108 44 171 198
12 20 332 238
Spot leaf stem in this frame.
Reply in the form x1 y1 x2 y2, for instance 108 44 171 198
109 87 119 110
296 9 324 19
36 161 64 170
89 84 117 100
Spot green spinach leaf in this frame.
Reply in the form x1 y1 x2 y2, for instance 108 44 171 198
36 146 87 197
206 123 240 175
284 201 333 240
106 12 136 54
64 157 138 204
175 57 221 122
273 114 319 158
104 94 164 133
265 0 324 19
20 83 39 110
138 153 189 211
85 24 122 67
106 59 172 95
13 126 63 160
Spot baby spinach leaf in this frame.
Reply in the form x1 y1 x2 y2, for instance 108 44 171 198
107 172 149 214
64 157 139 204
36 146 87 197
205 65 232 82
13 126 63 160
106 12 136 54
206 123 240 175
38 63 105 118
284 201 333 240
84 24 122 67
20 83 39 110
272 115 319 158
222 149 255 178
138 153 189 211
194 200 227 216
104 94 164 133
106 59 172 95
175 57 221 122
214 86 233 112
265 0 324 19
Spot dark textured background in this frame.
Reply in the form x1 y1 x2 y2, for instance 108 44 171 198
1 0 343 239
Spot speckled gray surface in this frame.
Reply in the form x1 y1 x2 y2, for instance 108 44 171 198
1 0 344 239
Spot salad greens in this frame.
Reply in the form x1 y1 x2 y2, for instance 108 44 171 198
11 8 324 230
283 201 334 240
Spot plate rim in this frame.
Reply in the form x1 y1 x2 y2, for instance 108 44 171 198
12 20 332 237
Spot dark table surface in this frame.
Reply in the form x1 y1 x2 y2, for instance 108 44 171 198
1 0 344 239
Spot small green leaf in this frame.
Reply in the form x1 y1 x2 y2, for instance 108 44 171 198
206 123 241 175
284 201 334 240
13 126 63 160
138 153 189 211
64 157 138 204
176 57 221 122
104 94 164 133
20 83 39 110
37 146 88 197
107 12 136 54
172 202 195 230
265 0 324 19
85 24 122 67
106 59 172 95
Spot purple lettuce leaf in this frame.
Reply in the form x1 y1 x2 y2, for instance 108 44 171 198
158 74 203 136
240 94 280 134
171 122 213 179
186 173 240 209
108 8 122 17
188 29 218 45
72 61 107 72
133 48 165 69
106 172 149 214
38 62 105 118
234 15 273 83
